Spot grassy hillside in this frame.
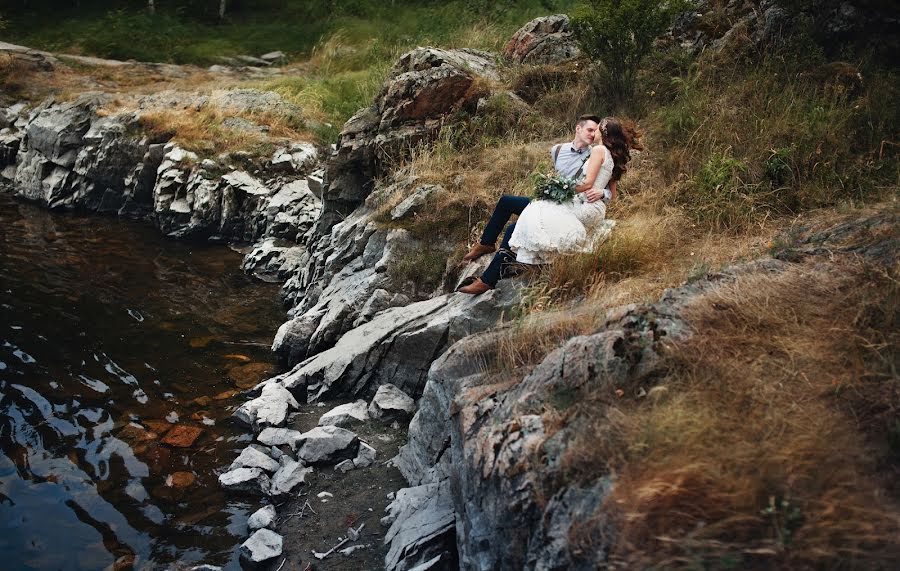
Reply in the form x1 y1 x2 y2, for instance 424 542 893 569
4 2 898 566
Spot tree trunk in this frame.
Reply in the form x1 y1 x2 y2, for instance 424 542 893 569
148 0 155 14
219 0 227 19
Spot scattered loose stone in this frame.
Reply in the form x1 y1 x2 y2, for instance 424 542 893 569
230 446 279 473
240 528 283 568
234 383 299 427
368 384 416 422
334 459 355 473
353 442 377 469
218 467 270 494
268 460 312 497
318 400 369 427
257 427 303 449
296 425 359 464
161 425 203 447
247 505 277 530
317 491 333 499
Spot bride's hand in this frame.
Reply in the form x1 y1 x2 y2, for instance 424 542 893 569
584 188 605 203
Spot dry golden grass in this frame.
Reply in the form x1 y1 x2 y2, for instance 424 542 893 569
584 256 900 569
136 106 309 158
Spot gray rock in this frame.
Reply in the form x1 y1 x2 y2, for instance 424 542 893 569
190 566 224 571
295 425 359 464
318 400 370 427
275 280 520 402
334 459 356 473
257 427 304 449
504 14 581 65
268 459 313 497
383 480 456 571
260 51 286 62
368 384 416 422
353 442 377 469
390 184 441 220
247 504 277 530
233 382 299 428
230 446 280 473
240 528 283 567
242 238 309 283
218 467 271 495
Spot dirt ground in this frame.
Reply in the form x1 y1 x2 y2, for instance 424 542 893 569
260 399 409 571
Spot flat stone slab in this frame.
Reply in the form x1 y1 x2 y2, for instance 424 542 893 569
318 400 370 427
161 425 203 447
230 446 279 473
257 427 304 449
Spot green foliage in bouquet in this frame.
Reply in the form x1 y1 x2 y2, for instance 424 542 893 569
532 170 578 204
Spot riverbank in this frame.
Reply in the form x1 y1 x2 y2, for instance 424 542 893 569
2 3 897 569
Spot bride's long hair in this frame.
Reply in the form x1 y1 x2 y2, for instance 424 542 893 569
601 117 643 182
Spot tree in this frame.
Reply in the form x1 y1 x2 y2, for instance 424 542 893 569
571 0 690 101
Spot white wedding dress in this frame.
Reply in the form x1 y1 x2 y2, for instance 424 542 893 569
509 147 616 265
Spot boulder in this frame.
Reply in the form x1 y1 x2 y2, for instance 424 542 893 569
368 384 416 422
318 47 498 231
268 459 313 497
247 505 277 530
295 425 359 464
318 400 370 427
230 446 280 473
219 467 271 495
274 280 520 401
240 529 283 568
233 382 299 428
504 15 581 65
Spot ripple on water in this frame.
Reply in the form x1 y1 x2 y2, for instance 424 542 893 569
0 193 285 570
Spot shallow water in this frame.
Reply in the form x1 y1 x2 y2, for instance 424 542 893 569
0 192 286 570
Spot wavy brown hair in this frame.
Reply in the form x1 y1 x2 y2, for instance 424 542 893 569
600 117 643 182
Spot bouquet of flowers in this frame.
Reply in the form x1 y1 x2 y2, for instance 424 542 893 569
531 171 578 204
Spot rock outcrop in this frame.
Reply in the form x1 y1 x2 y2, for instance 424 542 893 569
1 91 321 245
504 15 581 65
319 47 499 230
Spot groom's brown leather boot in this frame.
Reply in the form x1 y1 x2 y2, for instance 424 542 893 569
462 244 496 261
458 278 493 295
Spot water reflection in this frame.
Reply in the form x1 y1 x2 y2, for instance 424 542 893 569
0 192 284 570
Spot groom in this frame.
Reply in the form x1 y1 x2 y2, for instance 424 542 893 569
458 114 604 295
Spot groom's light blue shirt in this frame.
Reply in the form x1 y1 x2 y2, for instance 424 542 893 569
551 142 591 179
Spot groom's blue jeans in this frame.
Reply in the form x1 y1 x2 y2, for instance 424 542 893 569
479 195 530 287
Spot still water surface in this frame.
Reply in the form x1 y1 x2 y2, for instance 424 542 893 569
0 192 286 570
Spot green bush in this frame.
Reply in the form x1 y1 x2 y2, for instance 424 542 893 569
570 0 691 102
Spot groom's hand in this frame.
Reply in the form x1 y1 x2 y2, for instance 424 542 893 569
584 188 604 203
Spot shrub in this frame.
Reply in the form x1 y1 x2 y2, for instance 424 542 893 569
570 0 691 102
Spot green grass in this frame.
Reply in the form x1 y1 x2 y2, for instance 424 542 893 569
2 1 567 65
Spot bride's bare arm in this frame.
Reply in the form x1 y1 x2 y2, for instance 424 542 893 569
575 146 606 192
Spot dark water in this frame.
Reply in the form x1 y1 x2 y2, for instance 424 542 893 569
0 192 286 570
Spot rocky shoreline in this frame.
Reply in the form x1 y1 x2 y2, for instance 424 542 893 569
3 7 895 570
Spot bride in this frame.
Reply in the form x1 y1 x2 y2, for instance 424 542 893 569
509 117 642 264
